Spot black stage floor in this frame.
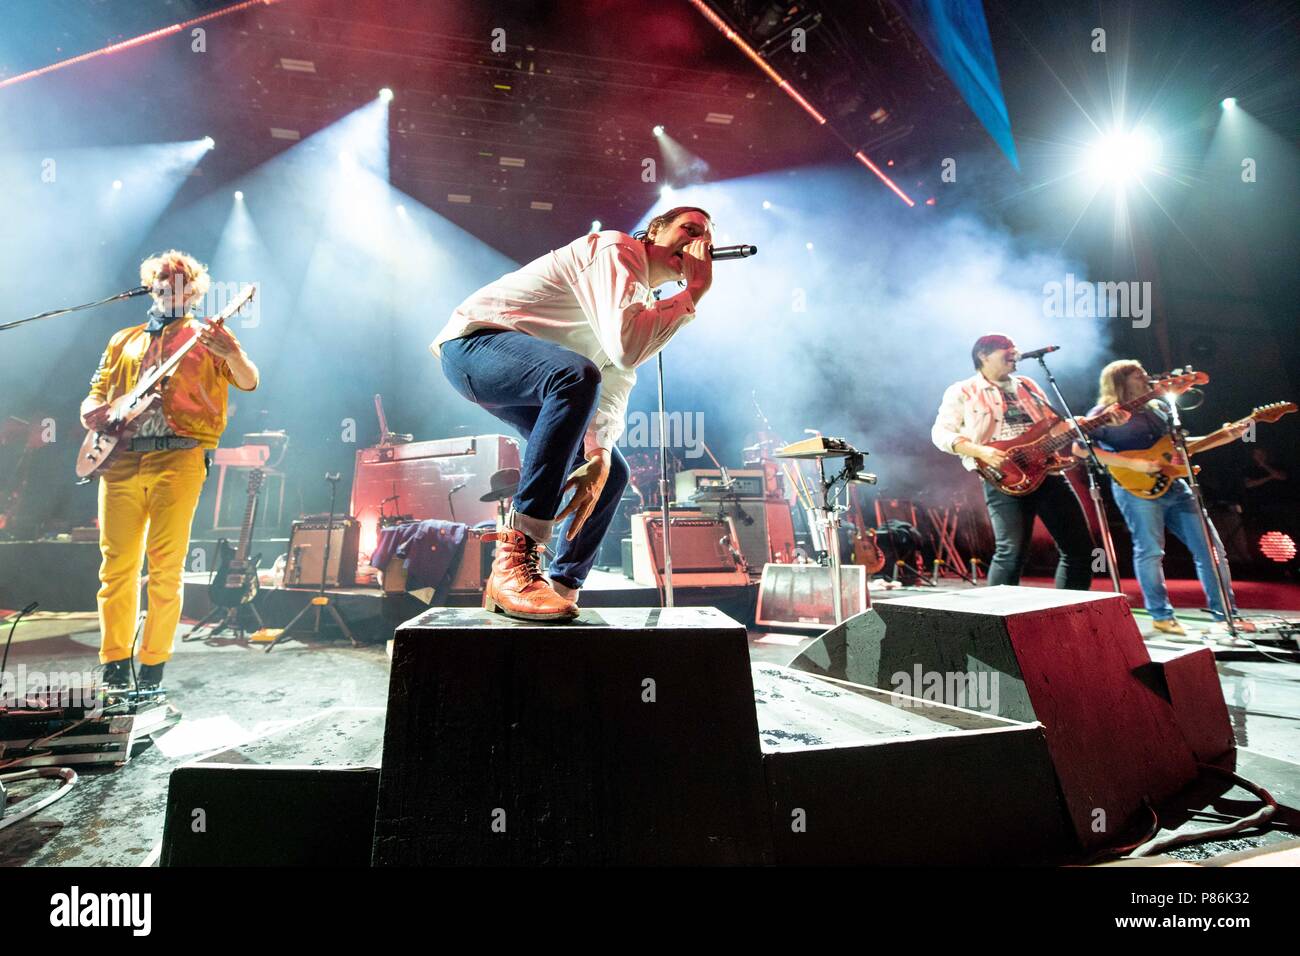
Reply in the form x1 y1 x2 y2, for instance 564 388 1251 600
2 576 1298 867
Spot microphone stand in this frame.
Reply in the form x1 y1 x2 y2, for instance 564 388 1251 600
656 349 674 607
1034 354 1124 594
0 286 150 332
1162 384 1239 639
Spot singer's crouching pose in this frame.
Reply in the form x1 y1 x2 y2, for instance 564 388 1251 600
432 207 713 621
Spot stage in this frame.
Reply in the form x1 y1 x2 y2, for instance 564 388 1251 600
2 566 1298 867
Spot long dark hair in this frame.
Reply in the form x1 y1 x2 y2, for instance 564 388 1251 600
632 205 712 241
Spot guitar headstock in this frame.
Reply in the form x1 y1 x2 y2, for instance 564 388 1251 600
1148 370 1210 396
248 467 265 493
203 284 257 329
1250 402 1297 424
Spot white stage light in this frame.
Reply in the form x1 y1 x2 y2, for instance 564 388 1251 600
653 125 665 136
591 220 602 232
202 136 215 150
1086 127 1162 183
379 87 394 102
1221 97 1237 110
234 190 244 201
112 179 123 190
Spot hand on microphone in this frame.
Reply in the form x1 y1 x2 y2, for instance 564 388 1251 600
678 238 712 306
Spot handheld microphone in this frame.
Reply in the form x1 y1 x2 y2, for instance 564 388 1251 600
126 285 151 298
1017 346 1060 361
708 244 757 261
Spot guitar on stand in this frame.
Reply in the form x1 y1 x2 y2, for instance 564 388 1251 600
75 285 257 480
973 370 1208 495
1107 401 1296 498
185 468 266 643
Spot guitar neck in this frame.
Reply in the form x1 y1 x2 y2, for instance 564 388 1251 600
1038 388 1165 455
234 472 263 563
1185 419 1249 457
133 317 220 397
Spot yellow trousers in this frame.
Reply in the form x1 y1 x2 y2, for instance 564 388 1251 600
97 447 207 665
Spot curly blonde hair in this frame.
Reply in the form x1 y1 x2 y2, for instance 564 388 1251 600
140 249 210 307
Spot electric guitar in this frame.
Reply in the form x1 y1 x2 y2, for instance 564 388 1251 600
75 285 256 479
210 468 264 608
973 371 1208 496
1107 401 1296 499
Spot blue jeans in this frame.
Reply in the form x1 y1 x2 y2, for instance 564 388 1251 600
1111 479 1237 621
439 330 630 590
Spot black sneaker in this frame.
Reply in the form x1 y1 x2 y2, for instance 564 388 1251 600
138 662 166 690
102 659 132 689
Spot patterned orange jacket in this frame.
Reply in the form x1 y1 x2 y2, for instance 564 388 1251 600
86 318 255 449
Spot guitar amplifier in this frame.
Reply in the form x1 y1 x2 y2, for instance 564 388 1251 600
704 498 798 571
380 529 494 595
629 511 749 588
675 468 766 501
285 515 360 588
351 434 520 564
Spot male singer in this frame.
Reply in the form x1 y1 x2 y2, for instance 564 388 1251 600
432 207 713 621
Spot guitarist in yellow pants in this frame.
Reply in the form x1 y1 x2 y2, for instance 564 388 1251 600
1077 360 1251 639
79 251 259 689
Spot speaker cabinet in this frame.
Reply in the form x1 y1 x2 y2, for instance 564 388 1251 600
285 516 360 588
629 511 748 587
788 587 1207 851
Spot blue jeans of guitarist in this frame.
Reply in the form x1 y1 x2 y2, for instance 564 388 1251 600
1111 479 1238 621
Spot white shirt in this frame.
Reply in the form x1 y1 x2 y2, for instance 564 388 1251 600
430 231 697 456
931 372 1057 470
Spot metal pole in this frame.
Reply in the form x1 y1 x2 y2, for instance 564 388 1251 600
818 457 844 625
1036 355 1124 593
656 351 674 607
1163 391 1238 638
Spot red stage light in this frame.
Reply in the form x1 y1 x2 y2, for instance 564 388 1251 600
686 0 915 208
1258 531 1297 563
0 0 284 90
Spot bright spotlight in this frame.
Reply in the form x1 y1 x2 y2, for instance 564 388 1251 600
805 242 814 251
1086 127 1162 183
591 220 602 232
234 190 244 201
652 125 665 136
1221 97 1237 110
395 203 407 216
762 200 772 210
379 87 394 102
112 179 123 190
202 136 215 150
660 184 674 196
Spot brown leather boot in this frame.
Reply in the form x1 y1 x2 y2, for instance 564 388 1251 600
482 529 578 622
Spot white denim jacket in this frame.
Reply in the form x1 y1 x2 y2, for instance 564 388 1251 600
931 372 1058 471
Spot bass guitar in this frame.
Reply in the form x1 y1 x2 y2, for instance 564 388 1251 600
974 370 1208 496
75 285 256 479
210 468 264 607
1107 401 1295 499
